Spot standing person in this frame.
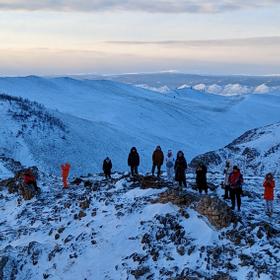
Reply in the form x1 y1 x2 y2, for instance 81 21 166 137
263 173 275 216
166 149 175 181
128 147 140 176
61 162 71 189
152 145 164 177
103 157 112 179
223 160 232 199
196 162 208 194
174 151 187 189
228 166 244 211
23 169 39 192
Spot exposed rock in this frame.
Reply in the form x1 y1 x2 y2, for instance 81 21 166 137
78 210 86 219
79 199 90 209
131 266 150 278
176 245 185 256
19 183 38 200
153 190 199 207
195 196 236 229
84 180 93 188
134 175 170 189
71 177 83 185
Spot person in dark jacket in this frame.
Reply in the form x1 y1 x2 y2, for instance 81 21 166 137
128 147 140 176
23 169 39 192
152 145 164 177
103 157 112 179
228 166 244 211
174 151 187 188
196 162 208 194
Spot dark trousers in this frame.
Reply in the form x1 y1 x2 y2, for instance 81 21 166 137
198 185 208 194
104 171 111 179
224 184 230 199
230 188 241 210
130 166 138 176
178 178 187 188
28 181 39 192
152 164 161 177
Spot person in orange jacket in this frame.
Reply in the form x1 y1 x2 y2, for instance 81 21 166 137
263 173 275 216
61 163 71 189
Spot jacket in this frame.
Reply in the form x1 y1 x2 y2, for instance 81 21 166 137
229 170 243 189
152 149 164 166
263 179 275 200
128 149 140 167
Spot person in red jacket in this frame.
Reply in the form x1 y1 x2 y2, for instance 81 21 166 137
61 163 71 189
229 166 244 211
263 173 275 216
23 169 39 192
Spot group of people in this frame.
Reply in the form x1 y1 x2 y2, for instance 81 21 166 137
223 160 276 216
104 146 189 189
20 145 276 217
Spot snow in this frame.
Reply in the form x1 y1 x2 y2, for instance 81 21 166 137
1 173 279 279
135 84 171 93
254 83 270 94
0 162 12 179
1 77 280 176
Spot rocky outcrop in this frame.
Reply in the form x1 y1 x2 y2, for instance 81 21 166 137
133 175 171 189
0 166 39 200
153 190 199 207
195 196 236 229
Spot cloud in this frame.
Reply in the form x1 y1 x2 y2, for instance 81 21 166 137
106 36 280 47
0 0 279 13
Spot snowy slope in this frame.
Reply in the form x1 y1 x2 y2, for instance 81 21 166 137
190 122 280 177
0 77 280 176
0 162 12 180
0 173 279 280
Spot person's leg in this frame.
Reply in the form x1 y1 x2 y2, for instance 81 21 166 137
265 200 269 214
224 185 227 199
157 165 161 177
151 164 156 176
183 177 187 188
167 167 171 180
33 181 39 191
205 184 208 194
236 188 241 211
269 200 273 214
230 189 235 210
135 166 138 175
130 167 134 176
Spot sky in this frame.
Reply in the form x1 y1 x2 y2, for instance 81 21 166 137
0 0 280 76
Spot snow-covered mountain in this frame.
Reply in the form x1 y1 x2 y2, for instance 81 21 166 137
0 76 280 176
190 122 280 177
70 72 280 96
1 75 280 280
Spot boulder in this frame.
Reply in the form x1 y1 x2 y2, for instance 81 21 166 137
195 196 236 229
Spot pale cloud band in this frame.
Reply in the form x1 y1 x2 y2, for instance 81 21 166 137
0 0 279 13
106 36 280 47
